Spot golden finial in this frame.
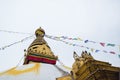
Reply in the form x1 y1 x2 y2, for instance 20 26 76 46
35 27 45 37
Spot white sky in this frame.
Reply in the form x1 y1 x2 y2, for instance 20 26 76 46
0 0 120 72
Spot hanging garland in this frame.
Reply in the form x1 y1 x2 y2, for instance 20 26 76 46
0 29 120 58
45 35 120 58
0 29 119 48
45 35 119 47
0 35 34 50
0 29 32 35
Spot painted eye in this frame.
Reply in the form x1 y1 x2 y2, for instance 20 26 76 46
43 47 45 50
33 46 38 49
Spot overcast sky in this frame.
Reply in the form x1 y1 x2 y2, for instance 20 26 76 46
0 0 120 72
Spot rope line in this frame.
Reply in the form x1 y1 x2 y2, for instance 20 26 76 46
0 29 119 57
0 35 34 50
16 55 24 67
45 35 119 55
0 29 32 35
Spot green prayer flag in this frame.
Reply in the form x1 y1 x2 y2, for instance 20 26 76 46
107 43 115 47
118 54 120 58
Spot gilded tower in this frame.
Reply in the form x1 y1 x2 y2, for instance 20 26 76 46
24 27 58 64
71 51 120 80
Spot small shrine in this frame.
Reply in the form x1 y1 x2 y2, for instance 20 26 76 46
58 51 120 80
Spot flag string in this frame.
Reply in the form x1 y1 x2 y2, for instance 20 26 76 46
0 35 34 50
0 30 119 58
0 29 32 35
0 29 119 48
45 35 120 56
45 35 119 47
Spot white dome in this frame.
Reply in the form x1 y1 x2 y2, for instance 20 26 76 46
0 63 71 80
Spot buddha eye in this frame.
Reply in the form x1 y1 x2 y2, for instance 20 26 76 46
43 47 45 50
33 46 38 49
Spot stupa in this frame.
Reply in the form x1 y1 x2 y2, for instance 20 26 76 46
0 27 71 80
0 28 120 80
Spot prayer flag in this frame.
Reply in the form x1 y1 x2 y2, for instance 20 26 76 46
73 44 76 46
119 45 120 52
91 48 94 52
73 38 77 40
77 37 83 41
118 54 120 58
84 40 89 43
68 38 72 40
89 41 96 43
81 46 84 47
107 43 115 47
69 43 72 45
100 42 105 47
95 50 100 53
86 47 89 49
103 50 107 53
109 51 115 54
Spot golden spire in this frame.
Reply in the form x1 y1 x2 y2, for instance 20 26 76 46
24 27 58 64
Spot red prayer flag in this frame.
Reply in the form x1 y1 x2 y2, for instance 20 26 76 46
109 51 115 54
100 42 105 47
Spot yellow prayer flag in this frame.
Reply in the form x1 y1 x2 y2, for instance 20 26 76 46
77 37 83 41
91 48 94 52
119 45 120 52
